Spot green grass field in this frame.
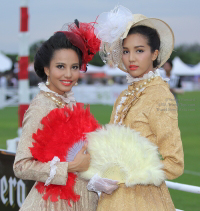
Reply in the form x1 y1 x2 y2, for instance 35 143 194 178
0 91 200 210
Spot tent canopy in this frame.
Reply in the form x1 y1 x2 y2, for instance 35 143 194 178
192 62 200 74
172 57 200 76
0 52 12 72
85 64 104 73
85 64 126 76
103 65 127 76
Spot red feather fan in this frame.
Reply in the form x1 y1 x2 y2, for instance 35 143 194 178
30 103 100 205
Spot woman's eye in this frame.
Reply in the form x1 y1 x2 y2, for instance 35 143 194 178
123 50 129 54
72 66 79 70
136 49 144 53
57 65 64 69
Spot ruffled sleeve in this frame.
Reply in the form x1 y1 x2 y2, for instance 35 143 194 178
148 92 184 180
13 94 68 186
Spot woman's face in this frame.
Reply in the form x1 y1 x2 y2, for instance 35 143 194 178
122 33 158 78
44 49 80 95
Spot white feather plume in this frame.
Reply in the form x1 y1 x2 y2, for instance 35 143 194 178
95 5 133 43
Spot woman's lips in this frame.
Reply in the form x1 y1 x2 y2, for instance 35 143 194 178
129 65 139 70
60 80 73 86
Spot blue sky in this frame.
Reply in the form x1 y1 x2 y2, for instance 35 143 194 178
0 0 199 54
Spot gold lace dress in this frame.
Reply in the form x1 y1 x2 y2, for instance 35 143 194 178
97 76 184 211
13 89 98 211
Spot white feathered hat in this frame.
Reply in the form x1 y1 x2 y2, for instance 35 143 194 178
95 5 174 72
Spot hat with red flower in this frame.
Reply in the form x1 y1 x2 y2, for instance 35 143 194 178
56 19 101 71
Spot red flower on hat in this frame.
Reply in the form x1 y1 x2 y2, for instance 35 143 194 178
77 23 101 62
56 20 101 71
68 21 101 66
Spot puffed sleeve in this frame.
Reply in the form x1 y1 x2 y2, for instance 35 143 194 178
148 94 184 180
13 102 68 186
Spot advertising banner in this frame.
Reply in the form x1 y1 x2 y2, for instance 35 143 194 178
0 150 34 210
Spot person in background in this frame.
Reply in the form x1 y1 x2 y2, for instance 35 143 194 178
162 60 183 99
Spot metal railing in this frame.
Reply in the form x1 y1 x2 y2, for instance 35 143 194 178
166 181 200 211
166 181 200 194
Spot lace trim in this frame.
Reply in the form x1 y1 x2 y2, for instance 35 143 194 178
126 69 170 84
38 82 76 104
45 156 60 186
87 174 101 195
114 88 145 125
114 96 127 124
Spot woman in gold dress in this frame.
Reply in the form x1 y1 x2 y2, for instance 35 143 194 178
91 6 184 211
13 20 100 211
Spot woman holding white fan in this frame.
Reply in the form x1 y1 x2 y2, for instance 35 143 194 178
82 5 184 211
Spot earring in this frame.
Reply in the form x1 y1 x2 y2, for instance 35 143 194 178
75 82 78 86
46 78 50 86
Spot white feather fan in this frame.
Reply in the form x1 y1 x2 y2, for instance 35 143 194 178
80 124 166 187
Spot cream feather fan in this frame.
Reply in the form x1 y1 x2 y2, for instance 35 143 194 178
80 124 166 187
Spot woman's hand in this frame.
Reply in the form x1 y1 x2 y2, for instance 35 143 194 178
87 174 119 194
68 144 90 172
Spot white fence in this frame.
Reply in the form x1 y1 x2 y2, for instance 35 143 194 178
0 85 128 109
0 88 19 108
166 181 200 194
166 181 200 211
1 83 200 109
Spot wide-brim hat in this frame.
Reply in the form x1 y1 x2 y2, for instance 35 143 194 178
95 6 174 72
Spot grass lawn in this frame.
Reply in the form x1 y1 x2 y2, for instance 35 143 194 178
0 91 199 210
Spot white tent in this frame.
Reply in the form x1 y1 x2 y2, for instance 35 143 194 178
85 64 126 76
86 64 104 73
0 52 12 72
192 62 200 75
172 57 200 76
103 65 127 76
86 58 200 77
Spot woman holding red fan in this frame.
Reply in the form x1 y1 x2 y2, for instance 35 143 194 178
13 20 101 211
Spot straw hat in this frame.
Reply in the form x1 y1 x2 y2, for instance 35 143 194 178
95 6 174 72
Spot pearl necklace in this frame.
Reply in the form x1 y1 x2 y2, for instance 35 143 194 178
114 75 157 125
125 75 155 96
45 92 65 107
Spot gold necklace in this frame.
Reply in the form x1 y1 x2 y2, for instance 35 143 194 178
125 75 155 96
45 92 65 107
114 76 156 125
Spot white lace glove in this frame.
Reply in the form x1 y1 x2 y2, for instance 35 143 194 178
87 174 119 195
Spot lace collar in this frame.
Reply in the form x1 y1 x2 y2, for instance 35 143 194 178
126 69 170 84
38 82 76 104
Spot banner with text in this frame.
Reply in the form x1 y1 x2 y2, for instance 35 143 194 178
0 150 34 210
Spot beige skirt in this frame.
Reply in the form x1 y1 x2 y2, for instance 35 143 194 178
97 182 175 211
19 178 98 211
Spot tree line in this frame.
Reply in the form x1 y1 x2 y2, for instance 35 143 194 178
5 42 200 69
